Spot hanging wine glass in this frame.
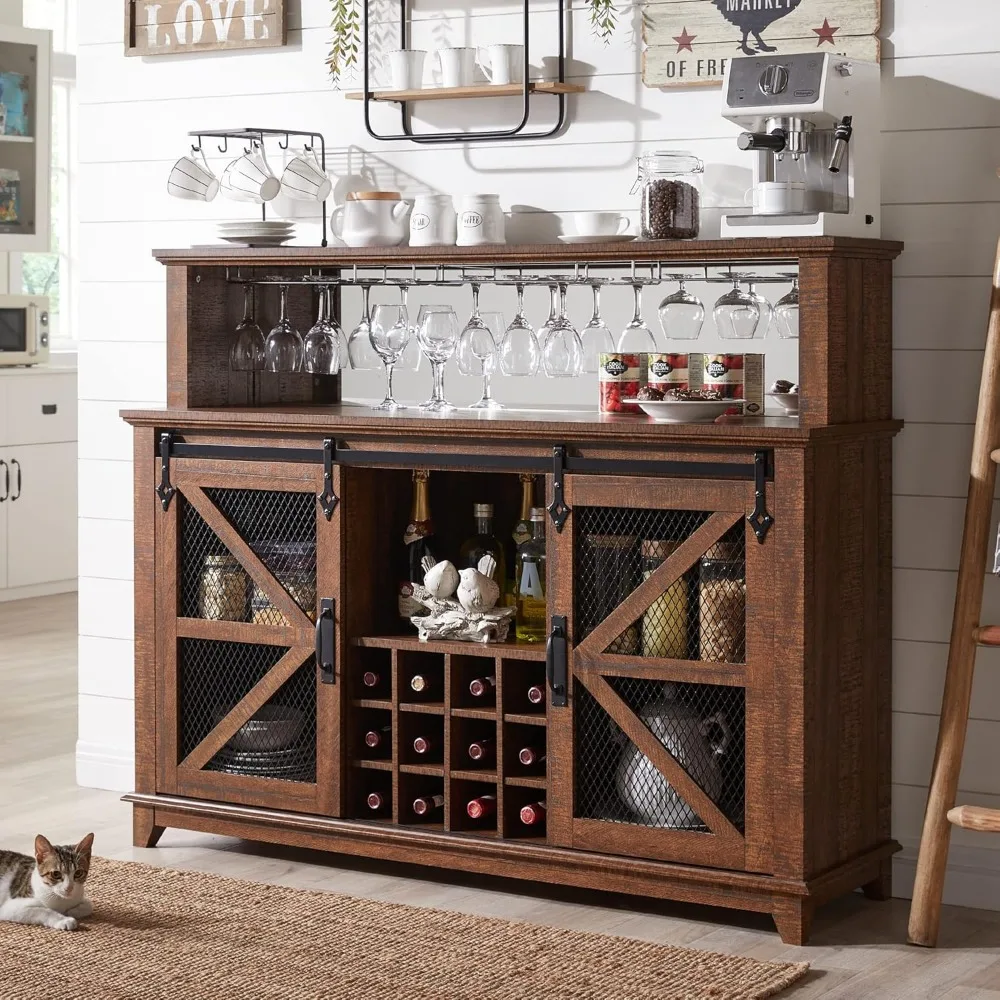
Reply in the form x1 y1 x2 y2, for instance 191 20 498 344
579 280 614 374
397 283 422 371
745 277 774 339
369 302 411 411
774 277 800 339
537 281 560 346
712 276 761 341
303 286 344 375
499 281 540 376
458 283 503 410
230 283 265 371
264 285 304 372
617 281 657 352
417 304 460 412
657 275 705 342
347 283 381 370
541 282 584 378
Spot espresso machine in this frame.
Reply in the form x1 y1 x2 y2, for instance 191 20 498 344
720 52 880 238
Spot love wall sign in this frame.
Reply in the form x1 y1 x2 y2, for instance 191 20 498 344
125 0 287 56
642 0 881 87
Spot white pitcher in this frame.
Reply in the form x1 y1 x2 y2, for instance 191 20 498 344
331 191 410 248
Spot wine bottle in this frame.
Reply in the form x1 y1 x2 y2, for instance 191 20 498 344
412 793 444 817
519 801 547 826
410 674 439 696
468 675 496 698
399 470 435 619
518 745 546 767
364 725 391 749
468 738 496 763
412 735 434 755
366 791 387 812
458 503 506 586
526 684 545 706
362 670 381 689
466 794 497 820
512 474 535 548
516 508 548 643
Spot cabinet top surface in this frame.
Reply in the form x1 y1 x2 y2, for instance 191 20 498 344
154 236 903 267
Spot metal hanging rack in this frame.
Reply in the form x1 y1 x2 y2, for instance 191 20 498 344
189 128 330 247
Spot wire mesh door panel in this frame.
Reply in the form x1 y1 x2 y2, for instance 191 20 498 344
157 460 342 816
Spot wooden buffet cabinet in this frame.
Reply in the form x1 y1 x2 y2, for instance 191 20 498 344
123 238 901 945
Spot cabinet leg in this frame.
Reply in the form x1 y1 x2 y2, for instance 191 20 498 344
862 859 893 902
772 898 813 946
133 806 165 848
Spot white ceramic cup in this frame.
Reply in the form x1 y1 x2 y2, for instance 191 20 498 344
746 180 806 216
388 49 426 90
331 191 410 248
221 145 281 203
409 193 457 247
477 44 524 85
436 47 476 88
280 148 332 203
167 149 219 202
570 211 630 237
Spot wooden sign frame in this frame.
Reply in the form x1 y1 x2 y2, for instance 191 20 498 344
642 0 881 89
125 0 287 57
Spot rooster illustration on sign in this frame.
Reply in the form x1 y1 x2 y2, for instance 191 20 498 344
712 0 804 56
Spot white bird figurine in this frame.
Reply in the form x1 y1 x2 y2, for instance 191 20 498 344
421 554 459 600
456 554 501 613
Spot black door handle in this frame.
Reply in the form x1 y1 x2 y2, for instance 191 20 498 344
315 598 336 684
546 614 568 707
10 459 20 501
0 459 7 502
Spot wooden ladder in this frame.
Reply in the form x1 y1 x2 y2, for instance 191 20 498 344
908 237 1000 947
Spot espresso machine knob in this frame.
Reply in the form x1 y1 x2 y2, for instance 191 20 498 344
758 64 789 97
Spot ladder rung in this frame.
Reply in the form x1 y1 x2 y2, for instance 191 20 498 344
947 805 1000 832
974 626 1000 646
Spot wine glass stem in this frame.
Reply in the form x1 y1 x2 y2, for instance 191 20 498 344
384 361 396 404
516 284 525 318
480 370 493 403
471 283 480 319
430 361 446 403
590 284 602 325
279 286 288 323
361 285 371 323
632 284 642 325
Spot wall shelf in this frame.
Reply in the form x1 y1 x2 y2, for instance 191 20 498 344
347 82 584 104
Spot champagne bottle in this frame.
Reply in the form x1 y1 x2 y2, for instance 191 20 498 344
466 794 497 820
519 801 547 826
512 474 535 548
468 738 496 763
468 675 496 698
364 725 391 749
412 793 444 817
399 470 435 619
516 508 547 643
518 745 546 767
458 503 506 586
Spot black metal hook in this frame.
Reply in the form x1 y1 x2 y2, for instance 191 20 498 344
191 136 203 154
278 132 290 150
217 136 229 154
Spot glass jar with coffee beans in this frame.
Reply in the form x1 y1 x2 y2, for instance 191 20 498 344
633 151 703 240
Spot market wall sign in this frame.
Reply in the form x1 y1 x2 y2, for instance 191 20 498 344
643 0 880 87
125 0 287 56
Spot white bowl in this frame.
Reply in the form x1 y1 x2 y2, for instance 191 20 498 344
767 391 799 415
625 399 743 423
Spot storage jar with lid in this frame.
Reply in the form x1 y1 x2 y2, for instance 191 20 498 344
409 193 457 247
698 540 745 663
633 152 703 240
640 540 688 659
457 194 506 246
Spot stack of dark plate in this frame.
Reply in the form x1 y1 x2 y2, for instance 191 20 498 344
209 705 314 782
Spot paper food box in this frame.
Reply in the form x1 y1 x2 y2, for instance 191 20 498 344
0 72 29 136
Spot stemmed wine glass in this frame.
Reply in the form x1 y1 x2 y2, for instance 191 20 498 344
417 305 460 412
713 276 761 340
657 275 705 342
347 283 381 370
537 281 560 346
499 281 540 376
458 283 503 410
369 302 411 411
618 281 658 352
774 277 800 339
579 280 614 374
231 283 265 371
264 285 304 373
745 278 773 339
397 283 422 371
541 282 584 378
303 286 344 375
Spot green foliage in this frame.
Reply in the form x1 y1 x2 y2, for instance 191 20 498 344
588 0 619 43
328 0 361 88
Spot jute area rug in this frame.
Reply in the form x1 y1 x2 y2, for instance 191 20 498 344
0 858 809 1000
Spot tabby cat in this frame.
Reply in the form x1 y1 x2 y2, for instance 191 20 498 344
0 833 94 931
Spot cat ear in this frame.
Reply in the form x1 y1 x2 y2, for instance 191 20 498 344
34 834 54 863
75 833 94 857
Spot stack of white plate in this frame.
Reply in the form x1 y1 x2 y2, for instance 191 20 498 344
217 221 295 246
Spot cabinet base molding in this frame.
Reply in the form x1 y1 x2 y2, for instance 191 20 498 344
123 793 899 944
0 579 76 603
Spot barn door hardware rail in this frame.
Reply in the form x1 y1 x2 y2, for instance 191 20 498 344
352 0 581 143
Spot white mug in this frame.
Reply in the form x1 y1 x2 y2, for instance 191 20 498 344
280 148 332 203
167 148 219 202
570 211 630 237
746 180 806 216
409 193 457 247
436 47 475 88
221 145 281 203
332 191 410 248
477 44 524 85
457 194 505 246
388 49 426 90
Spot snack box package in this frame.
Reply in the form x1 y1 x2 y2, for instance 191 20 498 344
689 353 765 416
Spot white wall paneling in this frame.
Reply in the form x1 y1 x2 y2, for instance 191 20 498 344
76 1 1000 912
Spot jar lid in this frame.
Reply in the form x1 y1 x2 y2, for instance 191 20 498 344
347 190 402 201
641 539 680 559
474 503 494 517
204 553 238 567
638 151 704 174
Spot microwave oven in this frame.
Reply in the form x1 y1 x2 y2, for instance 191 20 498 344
0 295 50 366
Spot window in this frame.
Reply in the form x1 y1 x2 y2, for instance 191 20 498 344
21 0 76 347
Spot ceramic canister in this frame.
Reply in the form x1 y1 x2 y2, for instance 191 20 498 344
457 194 506 246
409 193 457 247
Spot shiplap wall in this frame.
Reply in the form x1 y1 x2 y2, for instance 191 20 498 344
77 0 1000 908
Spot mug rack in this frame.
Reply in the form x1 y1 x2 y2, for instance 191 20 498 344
190 127 330 247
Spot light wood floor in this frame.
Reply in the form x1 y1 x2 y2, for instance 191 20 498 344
1 595 998 996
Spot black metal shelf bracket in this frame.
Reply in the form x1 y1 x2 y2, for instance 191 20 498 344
362 0 570 144
156 431 177 511
547 444 571 532
319 438 340 520
747 450 775 543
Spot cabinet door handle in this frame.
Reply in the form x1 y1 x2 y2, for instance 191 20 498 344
10 459 20 501
0 459 7 502
315 598 336 685
546 614 568 708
